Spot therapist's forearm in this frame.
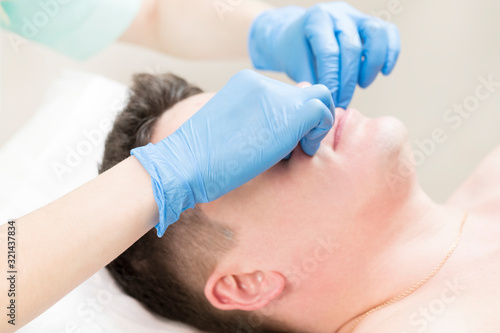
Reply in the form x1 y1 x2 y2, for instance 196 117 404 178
0 157 158 332
120 0 273 60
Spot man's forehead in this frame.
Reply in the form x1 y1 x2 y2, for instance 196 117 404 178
150 92 215 143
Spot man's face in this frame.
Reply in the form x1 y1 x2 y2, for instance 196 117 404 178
150 84 415 327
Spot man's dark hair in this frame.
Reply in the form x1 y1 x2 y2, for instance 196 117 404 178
99 73 291 333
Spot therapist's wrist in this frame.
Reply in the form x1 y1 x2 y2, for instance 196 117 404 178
114 156 160 231
130 136 204 237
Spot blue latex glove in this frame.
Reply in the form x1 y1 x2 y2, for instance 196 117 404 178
132 70 334 236
249 2 401 108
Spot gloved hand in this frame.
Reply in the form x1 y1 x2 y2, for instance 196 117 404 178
248 2 401 108
132 70 334 236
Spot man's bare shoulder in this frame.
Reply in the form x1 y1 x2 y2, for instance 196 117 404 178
373 296 500 333
362 272 500 333
447 145 500 217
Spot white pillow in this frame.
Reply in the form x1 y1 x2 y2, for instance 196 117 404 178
0 71 198 333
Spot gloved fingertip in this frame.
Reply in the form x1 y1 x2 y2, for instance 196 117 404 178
300 139 320 156
283 152 292 160
382 59 396 76
337 101 349 109
335 90 350 111
330 89 339 112
381 67 392 76
316 72 340 109
382 47 400 76
305 84 335 111
358 70 378 89
358 80 371 89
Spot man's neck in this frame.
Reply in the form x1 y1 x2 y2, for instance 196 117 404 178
332 188 466 333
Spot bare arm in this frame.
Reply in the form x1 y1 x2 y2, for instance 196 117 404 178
119 0 273 60
0 157 157 332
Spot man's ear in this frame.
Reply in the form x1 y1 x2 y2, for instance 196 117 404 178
204 270 285 311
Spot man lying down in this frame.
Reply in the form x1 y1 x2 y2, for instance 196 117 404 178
99 73 500 333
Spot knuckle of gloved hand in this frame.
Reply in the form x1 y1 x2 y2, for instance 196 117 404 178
335 1 349 10
306 98 325 113
309 84 331 102
330 2 355 14
308 3 324 13
389 22 398 30
362 18 385 36
234 69 256 81
388 22 400 37
304 3 329 22
233 69 269 92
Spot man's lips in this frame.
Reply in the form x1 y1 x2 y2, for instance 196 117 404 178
333 108 349 150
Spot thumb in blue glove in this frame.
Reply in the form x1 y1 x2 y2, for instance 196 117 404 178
131 70 334 236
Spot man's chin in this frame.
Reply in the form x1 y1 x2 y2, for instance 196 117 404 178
376 116 409 153
380 124 417 194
